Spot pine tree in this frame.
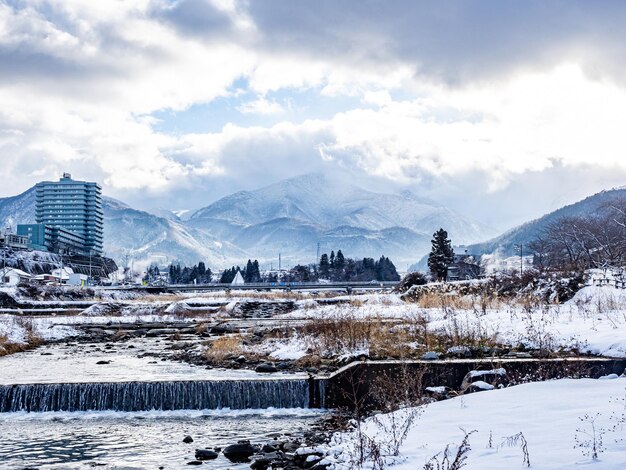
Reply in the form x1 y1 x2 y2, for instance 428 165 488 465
245 259 254 282
319 253 330 278
330 250 335 268
335 250 345 269
428 228 455 281
252 260 261 282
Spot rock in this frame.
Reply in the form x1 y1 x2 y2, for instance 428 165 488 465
421 351 439 360
276 362 291 370
183 435 194 444
223 441 260 463
235 355 247 364
195 449 219 460
250 458 272 470
95 360 111 365
280 441 301 453
186 460 203 465
261 444 277 453
255 363 278 373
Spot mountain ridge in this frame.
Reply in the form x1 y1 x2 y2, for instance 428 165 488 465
0 173 495 269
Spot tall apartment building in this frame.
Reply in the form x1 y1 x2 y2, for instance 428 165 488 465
34 173 103 255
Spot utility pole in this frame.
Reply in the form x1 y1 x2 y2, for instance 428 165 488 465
316 242 320 264
514 243 523 277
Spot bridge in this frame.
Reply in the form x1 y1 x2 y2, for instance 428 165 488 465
97 281 398 293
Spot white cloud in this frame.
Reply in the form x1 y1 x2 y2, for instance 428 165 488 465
2 0 626 231
237 97 285 115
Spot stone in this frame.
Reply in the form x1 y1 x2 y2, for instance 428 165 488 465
261 444 277 453
223 441 260 463
183 435 194 444
250 458 272 470
186 461 203 466
421 351 440 360
255 363 278 373
95 360 111 365
195 449 219 460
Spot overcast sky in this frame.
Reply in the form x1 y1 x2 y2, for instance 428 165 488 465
2 0 626 231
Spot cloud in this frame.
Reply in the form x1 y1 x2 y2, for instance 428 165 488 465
237 97 285 115
2 0 626 232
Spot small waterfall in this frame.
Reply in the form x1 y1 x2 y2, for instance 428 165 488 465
0 379 311 413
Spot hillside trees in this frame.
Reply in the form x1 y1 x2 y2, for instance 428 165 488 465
529 200 626 271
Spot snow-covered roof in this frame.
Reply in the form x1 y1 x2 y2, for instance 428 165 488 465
231 271 245 285
50 267 74 280
0 267 32 278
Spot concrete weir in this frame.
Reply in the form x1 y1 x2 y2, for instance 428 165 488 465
316 357 626 409
0 379 311 413
2 358 624 413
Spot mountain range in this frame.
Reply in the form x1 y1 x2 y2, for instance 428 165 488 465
0 173 494 269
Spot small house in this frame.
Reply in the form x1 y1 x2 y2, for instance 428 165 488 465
0 268 32 286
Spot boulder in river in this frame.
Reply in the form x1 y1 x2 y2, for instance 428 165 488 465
195 449 219 460
223 441 260 462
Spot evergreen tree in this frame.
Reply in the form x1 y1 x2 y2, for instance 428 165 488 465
335 250 345 269
245 259 254 282
319 253 330 278
330 250 335 268
220 266 238 283
428 228 455 281
252 260 261 282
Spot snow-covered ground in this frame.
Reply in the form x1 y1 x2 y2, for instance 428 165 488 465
273 287 626 358
320 376 626 469
3 284 626 361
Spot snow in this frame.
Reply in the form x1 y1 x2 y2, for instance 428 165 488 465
278 287 626 358
469 368 506 378
269 336 309 361
469 380 494 390
323 377 626 469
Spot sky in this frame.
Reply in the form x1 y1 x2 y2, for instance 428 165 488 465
2 0 626 232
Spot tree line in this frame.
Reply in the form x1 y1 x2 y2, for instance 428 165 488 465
155 252 401 284
318 250 400 282
529 198 626 271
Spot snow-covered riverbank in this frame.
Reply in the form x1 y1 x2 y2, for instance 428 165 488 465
319 375 626 469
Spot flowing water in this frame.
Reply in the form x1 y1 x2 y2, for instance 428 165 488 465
0 408 325 469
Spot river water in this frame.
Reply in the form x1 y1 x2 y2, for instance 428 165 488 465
0 408 325 469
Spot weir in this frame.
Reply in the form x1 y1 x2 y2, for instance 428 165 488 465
0 379 310 413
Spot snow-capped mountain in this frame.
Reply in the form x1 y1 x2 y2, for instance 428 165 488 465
0 189 246 269
188 173 494 266
0 174 494 269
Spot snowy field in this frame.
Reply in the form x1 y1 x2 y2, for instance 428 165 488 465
271 286 626 359
3 284 626 362
320 375 626 469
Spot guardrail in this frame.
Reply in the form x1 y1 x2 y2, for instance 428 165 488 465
97 281 398 291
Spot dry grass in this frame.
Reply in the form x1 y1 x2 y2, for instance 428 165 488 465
296 311 504 360
0 318 42 357
203 335 243 362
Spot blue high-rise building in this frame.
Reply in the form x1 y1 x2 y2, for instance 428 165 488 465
34 173 103 255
